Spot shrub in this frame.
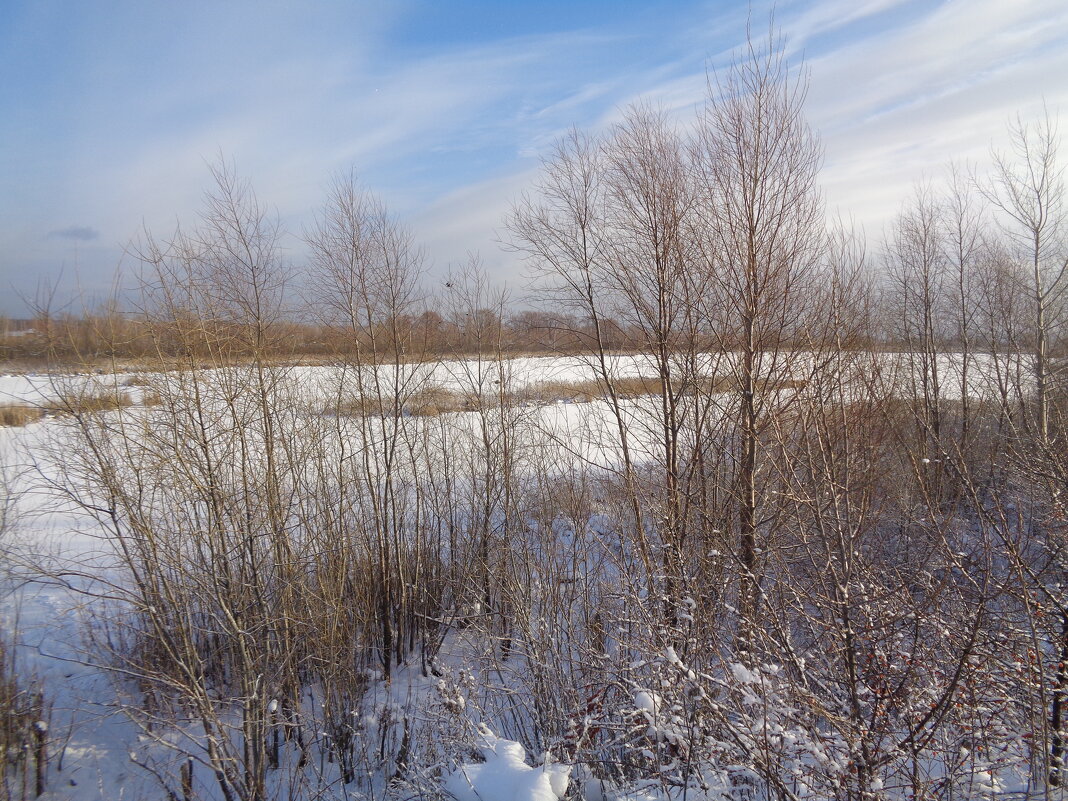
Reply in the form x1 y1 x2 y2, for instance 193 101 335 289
0 637 50 799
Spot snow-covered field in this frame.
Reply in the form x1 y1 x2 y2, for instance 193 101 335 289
0 352 1046 801
0 357 647 801
0 350 1026 407
2 419 150 800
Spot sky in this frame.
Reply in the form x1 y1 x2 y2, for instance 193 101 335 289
1 0 1066 316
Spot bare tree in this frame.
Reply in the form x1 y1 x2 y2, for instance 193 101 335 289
305 170 433 688
980 111 1068 788
691 29 824 652
507 125 656 596
982 111 1068 455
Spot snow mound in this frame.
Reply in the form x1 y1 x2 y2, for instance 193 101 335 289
729 662 760 684
634 689 661 716
445 725 570 801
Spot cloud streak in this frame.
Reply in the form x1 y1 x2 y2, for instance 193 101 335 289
0 0 1065 313
46 225 99 242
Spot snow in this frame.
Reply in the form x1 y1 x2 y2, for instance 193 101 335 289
729 662 760 684
0 354 1046 801
633 690 661 716
0 349 1016 408
444 725 570 801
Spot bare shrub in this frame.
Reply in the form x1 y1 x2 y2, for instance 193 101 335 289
0 470 51 801
0 637 50 801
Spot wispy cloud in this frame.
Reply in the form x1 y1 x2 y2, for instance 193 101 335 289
1 0 1065 313
799 0 1068 233
47 225 99 242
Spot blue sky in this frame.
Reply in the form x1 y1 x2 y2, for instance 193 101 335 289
1 0 1066 315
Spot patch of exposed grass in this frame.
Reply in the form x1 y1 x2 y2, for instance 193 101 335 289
0 405 44 427
326 385 476 418
607 375 666 398
47 390 134 416
516 374 666 404
321 374 811 418
515 374 809 405
404 385 475 416
1 389 153 426
514 378 602 404
326 397 376 418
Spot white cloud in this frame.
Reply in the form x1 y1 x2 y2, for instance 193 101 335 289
392 0 1068 285
411 166 540 287
802 0 1068 234
3 0 1066 312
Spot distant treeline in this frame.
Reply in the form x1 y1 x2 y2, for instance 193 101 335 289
0 308 627 363
1 306 1038 365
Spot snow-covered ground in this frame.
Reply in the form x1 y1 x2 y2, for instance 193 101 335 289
0 354 649 406
0 352 1044 801
1 358 645 801
0 350 1025 407
2 419 157 801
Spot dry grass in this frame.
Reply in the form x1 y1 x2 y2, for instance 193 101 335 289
515 374 809 405
326 385 476 418
514 378 603 404
327 397 377 418
404 385 476 416
0 405 44 427
606 375 666 398
0 390 155 427
514 375 661 404
121 374 164 406
0 636 47 794
47 390 135 416
320 374 812 418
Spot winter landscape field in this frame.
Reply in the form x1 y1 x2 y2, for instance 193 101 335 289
0 326 1064 801
3 3 1068 801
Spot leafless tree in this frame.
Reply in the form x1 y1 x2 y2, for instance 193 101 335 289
691 29 824 653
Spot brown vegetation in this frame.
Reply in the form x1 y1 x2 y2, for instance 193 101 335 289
46 390 134 416
0 637 49 800
0 405 44 427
